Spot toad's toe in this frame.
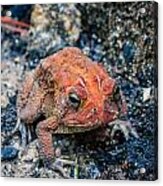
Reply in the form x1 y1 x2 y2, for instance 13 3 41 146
109 119 138 141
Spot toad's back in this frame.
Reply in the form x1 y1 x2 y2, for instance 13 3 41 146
41 47 112 94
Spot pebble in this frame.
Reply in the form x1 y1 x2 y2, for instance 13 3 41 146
140 167 146 174
143 88 151 102
1 95 9 108
55 147 62 158
1 146 19 161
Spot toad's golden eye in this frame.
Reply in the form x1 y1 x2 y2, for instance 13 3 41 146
68 92 81 110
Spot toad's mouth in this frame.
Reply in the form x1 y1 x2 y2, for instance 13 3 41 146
53 117 103 134
53 123 101 134
62 116 103 127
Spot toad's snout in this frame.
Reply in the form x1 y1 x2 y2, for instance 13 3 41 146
90 98 118 125
102 100 119 123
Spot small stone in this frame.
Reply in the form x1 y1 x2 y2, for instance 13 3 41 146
1 146 19 161
140 8 146 14
14 56 20 63
19 140 39 163
143 88 151 102
140 167 146 174
55 147 61 158
31 4 49 30
6 10 12 16
1 95 9 108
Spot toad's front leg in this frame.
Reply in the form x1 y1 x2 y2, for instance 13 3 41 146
36 116 58 165
36 116 69 178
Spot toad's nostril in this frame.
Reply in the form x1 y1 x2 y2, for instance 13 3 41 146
92 108 97 114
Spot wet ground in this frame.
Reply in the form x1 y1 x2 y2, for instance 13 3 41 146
1 2 158 180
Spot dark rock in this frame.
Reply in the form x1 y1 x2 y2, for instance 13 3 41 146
1 146 19 161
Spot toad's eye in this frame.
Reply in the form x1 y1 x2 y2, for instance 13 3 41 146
68 93 81 110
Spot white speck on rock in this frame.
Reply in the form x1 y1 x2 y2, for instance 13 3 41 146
140 167 146 174
143 88 151 102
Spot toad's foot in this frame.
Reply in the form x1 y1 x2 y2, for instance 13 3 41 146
109 119 138 141
44 158 70 178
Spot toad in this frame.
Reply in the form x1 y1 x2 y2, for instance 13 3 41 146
17 47 135 170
